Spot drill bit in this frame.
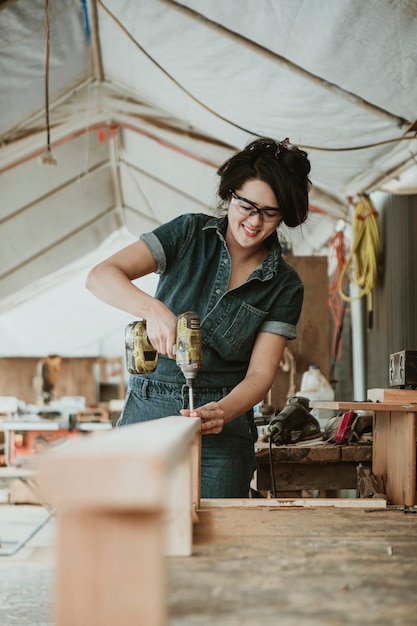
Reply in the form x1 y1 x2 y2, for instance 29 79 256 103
175 311 202 412
188 384 194 411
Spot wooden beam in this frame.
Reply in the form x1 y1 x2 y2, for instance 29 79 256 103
200 498 386 509
37 416 201 626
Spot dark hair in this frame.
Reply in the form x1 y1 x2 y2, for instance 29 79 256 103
216 137 311 227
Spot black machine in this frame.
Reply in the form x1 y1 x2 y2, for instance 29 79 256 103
389 350 417 389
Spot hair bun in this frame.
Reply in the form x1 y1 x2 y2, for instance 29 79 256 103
245 137 310 177
280 144 311 178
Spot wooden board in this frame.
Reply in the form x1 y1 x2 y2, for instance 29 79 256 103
0 357 98 405
256 442 372 464
310 401 417 412
269 256 330 411
367 388 417 403
373 409 416 506
199 498 385 510
165 506 417 625
311 400 417 506
255 442 372 493
257 461 364 492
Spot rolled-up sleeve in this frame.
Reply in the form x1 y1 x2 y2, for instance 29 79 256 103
140 232 167 274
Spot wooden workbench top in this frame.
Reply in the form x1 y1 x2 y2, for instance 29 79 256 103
255 440 372 464
310 401 417 411
311 389 417 412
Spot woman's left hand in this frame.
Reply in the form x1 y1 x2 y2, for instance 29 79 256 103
180 402 225 434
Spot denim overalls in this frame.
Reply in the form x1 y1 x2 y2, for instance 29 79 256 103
118 214 304 498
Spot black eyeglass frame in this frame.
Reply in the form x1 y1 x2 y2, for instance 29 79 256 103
228 190 281 222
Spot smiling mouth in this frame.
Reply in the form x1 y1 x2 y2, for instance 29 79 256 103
242 223 260 237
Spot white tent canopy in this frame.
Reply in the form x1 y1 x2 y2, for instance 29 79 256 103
1 0 416 356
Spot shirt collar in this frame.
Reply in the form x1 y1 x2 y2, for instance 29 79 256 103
203 216 282 278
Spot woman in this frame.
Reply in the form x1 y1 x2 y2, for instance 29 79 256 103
85 137 311 498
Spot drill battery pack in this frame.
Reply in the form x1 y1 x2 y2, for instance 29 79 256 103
125 320 158 375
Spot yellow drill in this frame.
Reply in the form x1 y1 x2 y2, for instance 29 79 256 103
125 311 202 410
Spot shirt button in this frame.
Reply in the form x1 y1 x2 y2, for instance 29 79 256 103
216 289 221 294
223 259 228 264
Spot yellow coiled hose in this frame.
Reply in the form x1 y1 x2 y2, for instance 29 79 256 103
337 194 380 328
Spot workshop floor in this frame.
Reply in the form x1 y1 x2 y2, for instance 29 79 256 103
0 504 55 626
1 502 417 626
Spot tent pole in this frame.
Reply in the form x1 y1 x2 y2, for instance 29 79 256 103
350 284 367 401
87 0 104 82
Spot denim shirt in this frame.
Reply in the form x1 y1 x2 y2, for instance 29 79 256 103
139 213 303 389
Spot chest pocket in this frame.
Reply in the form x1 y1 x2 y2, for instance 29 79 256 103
207 302 267 361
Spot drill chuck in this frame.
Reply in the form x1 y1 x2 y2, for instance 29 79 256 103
175 311 203 384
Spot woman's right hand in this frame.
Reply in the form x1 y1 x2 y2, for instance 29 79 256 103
145 303 178 359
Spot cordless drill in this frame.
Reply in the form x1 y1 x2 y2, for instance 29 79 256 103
125 311 202 410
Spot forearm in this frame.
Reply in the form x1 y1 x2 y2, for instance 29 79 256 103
217 333 286 423
217 371 275 424
86 264 158 318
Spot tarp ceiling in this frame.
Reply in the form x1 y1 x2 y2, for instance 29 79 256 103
1 0 416 356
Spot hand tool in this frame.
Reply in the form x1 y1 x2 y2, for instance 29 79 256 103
125 311 202 409
267 396 320 445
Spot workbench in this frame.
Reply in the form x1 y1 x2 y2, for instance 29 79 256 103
0 414 112 555
1 415 112 467
255 439 372 495
311 394 417 506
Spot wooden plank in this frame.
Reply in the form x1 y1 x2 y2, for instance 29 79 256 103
181 507 417 625
257 461 361 492
38 417 201 510
164 447 194 557
312 400 417 505
256 442 341 464
367 388 417 403
37 416 202 626
372 410 390 495
0 357 98 405
341 445 372 462
311 401 417 412
256 443 372 492
269 256 330 411
200 498 386 509
191 430 201 520
256 443 372 464
55 509 166 626
373 409 416 506
386 410 416 506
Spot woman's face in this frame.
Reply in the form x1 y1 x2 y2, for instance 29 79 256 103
226 179 281 250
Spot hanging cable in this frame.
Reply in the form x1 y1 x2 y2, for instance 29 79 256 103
39 0 57 165
337 195 380 330
96 0 417 154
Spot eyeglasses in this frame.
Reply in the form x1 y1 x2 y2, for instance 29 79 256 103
229 190 281 223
